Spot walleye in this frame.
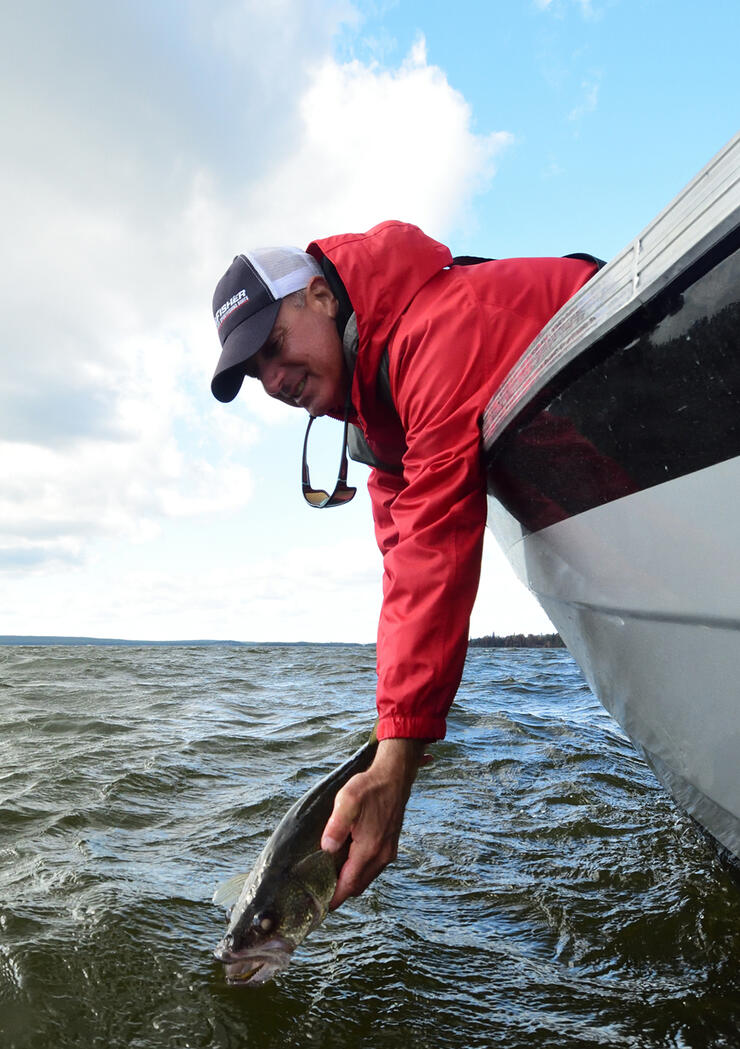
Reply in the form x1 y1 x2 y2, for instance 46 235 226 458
212 725 378 986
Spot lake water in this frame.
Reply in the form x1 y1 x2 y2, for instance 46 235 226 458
0 644 738 1048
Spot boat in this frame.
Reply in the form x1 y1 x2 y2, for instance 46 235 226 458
483 132 740 865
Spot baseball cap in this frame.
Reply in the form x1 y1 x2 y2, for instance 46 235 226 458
211 247 322 402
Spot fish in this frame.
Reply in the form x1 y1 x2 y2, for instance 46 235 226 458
212 724 378 986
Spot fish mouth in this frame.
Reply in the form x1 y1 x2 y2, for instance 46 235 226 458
214 937 295 986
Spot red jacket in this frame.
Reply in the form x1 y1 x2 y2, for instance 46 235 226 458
307 221 596 742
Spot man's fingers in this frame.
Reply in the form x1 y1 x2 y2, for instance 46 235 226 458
320 788 359 853
329 839 387 909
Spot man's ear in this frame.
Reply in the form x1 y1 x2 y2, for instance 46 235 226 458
305 275 338 318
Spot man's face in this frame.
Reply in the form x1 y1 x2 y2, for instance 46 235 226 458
248 277 348 417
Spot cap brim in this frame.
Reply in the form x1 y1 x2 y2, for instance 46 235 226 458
211 300 282 402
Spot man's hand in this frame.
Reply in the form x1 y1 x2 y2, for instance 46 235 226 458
320 737 430 910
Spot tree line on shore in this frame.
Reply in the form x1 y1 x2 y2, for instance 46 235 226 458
468 632 565 649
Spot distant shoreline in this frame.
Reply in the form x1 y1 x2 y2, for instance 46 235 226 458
468 632 565 649
1 633 564 649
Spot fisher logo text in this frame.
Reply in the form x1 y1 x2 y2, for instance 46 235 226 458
215 290 248 330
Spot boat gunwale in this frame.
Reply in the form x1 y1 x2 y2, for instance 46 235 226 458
483 133 740 451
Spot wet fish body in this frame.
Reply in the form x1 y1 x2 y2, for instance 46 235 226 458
213 730 378 985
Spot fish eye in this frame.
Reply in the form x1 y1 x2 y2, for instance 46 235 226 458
253 912 274 933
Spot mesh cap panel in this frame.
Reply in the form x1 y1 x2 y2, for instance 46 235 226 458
248 247 322 299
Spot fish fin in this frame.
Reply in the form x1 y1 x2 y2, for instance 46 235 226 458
212 872 249 908
368 719 379 745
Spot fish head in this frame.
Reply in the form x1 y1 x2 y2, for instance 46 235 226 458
214 856 332 986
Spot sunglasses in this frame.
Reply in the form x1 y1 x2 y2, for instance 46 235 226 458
301 408 356 508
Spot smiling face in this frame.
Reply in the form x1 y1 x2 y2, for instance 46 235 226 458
247 276 348 417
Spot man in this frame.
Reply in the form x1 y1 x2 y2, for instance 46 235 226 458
210 221 597 910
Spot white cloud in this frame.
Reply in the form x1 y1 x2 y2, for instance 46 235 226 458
1 9 511 576
241 34 512 244
0 3 517 641
0 522 552 643
0 532 384 643
1 3 346 573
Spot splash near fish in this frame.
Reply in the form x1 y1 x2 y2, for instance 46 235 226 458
212 724 378 986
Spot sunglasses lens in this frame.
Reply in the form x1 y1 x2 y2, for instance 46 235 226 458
330 485 356 505
303 488 331 507
302 484 356 508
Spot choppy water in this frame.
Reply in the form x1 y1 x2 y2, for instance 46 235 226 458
0 644 738 1049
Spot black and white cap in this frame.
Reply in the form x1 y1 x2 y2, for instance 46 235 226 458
211 247 322 402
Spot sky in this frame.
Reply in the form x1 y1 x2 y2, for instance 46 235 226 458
1 0 738 643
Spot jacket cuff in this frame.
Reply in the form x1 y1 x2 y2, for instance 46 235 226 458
377 714 446 742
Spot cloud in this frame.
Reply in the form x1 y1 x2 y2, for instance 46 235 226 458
1 2 346 573
0 524 552 642
241 34 513 243
0 5 511 581
0 532 385 643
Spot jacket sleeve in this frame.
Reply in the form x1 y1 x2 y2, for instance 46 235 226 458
370 282 497 742
367 466 404 558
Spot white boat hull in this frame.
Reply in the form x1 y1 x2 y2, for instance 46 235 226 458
487 456 740 860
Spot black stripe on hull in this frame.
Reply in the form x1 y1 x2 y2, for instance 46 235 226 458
485 229 740 534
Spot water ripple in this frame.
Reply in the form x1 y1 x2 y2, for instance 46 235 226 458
0 644 738 1049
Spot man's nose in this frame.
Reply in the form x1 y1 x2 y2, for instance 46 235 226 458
260 360 285 398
